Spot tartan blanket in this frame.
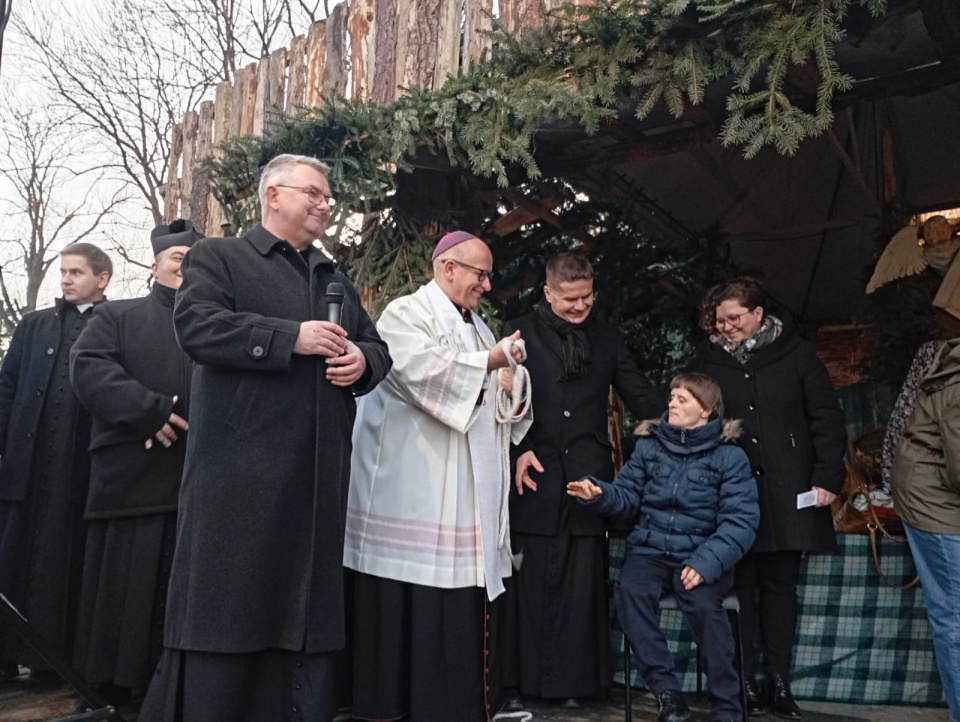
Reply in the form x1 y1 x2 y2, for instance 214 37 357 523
609 532 945 706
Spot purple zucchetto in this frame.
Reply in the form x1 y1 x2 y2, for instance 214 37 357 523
431 231 479 261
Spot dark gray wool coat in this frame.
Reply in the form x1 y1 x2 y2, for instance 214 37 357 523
690 317 847 553
70 281 193 519
584 415 759 584
163 224 391 655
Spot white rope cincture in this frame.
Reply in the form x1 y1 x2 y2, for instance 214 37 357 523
493 711 533 722
494 337 529 550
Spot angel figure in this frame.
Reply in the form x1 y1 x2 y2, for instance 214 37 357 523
867 215 960 293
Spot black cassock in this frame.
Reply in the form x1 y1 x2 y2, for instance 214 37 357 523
0 299 100 671
138 225 391 722
69 281 193 691
500 311 664 700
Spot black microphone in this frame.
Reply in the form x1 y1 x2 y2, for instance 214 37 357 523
325 282 345 326
324 282 346 365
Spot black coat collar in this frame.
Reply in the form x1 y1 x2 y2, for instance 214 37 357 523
245 223 335 273
152 281 177 308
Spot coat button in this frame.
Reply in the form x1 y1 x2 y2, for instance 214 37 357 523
563 410 571 417
252 345 265 358
47 347 55 355
751 437 759 444
749 403 756 411
744 372 751 379
754 468 764 477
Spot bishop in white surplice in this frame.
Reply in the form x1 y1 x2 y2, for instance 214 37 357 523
345 273 533 600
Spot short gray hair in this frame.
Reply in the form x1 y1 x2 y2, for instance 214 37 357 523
258 154 331 208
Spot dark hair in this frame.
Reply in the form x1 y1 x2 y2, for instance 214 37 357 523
546 253 593 287
60 243 113 278
699 276 766 333
670 372 724 419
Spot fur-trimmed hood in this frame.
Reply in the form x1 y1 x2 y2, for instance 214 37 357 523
635 416 743 442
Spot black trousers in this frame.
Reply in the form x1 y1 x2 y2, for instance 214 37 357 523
734 550 803 679
615 554 741 721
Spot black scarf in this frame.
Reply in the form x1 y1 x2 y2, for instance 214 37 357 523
536 302 592 380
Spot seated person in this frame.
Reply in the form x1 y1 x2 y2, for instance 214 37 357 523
567 372 759 722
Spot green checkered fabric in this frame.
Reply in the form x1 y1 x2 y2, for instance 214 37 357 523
609 533 946 706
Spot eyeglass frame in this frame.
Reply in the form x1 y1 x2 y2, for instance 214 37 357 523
438 257 493 283
715 309 758 330
274 184 336 207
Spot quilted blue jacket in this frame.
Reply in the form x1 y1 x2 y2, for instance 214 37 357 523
584 414 759 583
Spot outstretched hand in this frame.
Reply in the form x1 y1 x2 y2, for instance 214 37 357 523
566 479 603 500
515 450 543 495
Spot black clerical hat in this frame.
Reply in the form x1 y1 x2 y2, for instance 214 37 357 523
151 219 204 256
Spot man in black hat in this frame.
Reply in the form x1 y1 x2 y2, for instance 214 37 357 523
68 220 203 705
0 243 112 683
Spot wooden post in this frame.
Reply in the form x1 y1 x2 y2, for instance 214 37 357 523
163 123 183 223
253 55 271 135
180 110 200 220
371 0 398 103
323 2 349 98
206 81 233 234
403 0 440 90
190 101 215 234
267 47 288 128
348 0 376 101
287 34 308 111
466 0 493 65
435 0 461 85
394 0 413 92
233 63 259 136
305 20 328 108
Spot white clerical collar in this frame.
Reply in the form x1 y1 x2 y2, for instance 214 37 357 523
76 303 94 313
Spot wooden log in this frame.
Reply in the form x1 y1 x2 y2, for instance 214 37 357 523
435 0 461 86
466 0 492 65
499 0 542 35
190 101 215 234
347 0 375 101
404 0 440 90
253 54 271 135
287 34 308 111
323 2 349 98
234 63 259 136
371 0 398 103
163 122 183 223
179 110 199 220
267 47 288 128
305 20 328 108
394 0 413 92
207 81 233 233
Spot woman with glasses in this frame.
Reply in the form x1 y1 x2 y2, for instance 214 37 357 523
690 277 847 720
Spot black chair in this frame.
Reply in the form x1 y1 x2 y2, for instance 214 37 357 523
622 592 749 722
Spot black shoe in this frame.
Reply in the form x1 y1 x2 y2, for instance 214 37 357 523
745 678 766 716
559 697 581 709
765 674 802 720
656 689 691 722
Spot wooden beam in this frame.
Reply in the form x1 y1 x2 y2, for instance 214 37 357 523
323 2 349 97
305 20 328 108
287 34 308 111
347 0 376 101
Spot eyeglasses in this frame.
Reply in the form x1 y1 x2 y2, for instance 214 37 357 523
275 184 336 208
439 258 493 283
715 311 749 329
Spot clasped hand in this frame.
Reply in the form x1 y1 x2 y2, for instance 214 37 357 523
145 395 188 449
295 320 367 386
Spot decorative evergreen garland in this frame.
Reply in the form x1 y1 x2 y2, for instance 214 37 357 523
201 0 889 384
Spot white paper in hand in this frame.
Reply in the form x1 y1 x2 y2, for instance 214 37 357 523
796 490 818 509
